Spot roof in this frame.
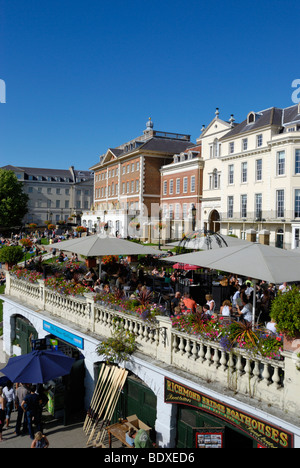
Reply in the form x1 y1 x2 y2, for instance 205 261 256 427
220 107 283 140
0 165 93 181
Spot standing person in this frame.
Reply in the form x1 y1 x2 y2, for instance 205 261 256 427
0 387 6 442
15 383 29 436
3 380 16 429
21 385 41 440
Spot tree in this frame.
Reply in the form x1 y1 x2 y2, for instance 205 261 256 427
0 170 29 228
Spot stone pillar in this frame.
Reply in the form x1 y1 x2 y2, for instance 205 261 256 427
155 396 178 448
259 229 270 245
246 229 256 243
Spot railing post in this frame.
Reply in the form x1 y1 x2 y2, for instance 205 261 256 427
84 293 95 332
5 271 11 295
156 316 172 365
37 279 45 309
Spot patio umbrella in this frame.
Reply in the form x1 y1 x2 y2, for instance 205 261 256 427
46 234 164 276
167 234 251 250
165 242 300 325
47 234 162 258
1 349 75 384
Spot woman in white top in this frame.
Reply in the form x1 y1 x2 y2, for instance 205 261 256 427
220 300 232 317
205 294 215 314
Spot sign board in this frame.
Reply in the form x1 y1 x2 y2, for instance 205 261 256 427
164 377 293 448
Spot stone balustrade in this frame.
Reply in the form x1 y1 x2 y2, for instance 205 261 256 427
5 273 300 417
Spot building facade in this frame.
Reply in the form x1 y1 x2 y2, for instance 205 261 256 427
160 144 203 240
196 109 237 233
1 165 93 227
82 120 194 239
218 103 300 249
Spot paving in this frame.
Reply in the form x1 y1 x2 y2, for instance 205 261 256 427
0 336 90 449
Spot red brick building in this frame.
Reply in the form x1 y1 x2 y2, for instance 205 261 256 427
85 120 194 238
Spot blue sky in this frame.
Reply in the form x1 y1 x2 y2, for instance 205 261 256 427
0 0 299 170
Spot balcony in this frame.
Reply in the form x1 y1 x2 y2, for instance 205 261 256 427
3 273 300 419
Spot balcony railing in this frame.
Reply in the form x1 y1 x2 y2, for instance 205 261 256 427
4 273 300 417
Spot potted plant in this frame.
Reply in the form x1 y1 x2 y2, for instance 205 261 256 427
270 286 300 352
0 245 24 270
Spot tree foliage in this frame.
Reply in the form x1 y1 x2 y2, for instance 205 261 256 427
0 170 29 228
270 286 300 337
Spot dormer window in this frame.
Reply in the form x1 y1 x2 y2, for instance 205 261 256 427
247 112 256 124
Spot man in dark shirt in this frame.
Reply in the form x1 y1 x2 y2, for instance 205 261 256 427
21 385 41 440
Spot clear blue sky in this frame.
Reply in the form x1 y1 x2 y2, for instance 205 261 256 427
0 0 299 170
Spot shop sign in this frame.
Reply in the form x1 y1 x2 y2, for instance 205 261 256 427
43 321 84 350
164 377 293 448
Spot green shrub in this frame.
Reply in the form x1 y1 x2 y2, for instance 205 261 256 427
0 245 24 265
270 286 300 338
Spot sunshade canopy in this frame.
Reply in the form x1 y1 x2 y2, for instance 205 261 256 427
1 349 75 384
47 234 162 258
165 242 300 284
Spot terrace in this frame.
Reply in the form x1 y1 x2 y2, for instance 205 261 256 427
3 262 300 421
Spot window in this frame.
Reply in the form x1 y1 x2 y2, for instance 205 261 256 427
47 188 51 194
65 200 69 209
255 193 262 219
183 177 188 193
163 181 167 195
136 179 139 192
256 159 262 181
295 149 300 174
191 176 195 192
127 182 130 193
295 189 300 218
56 200 60 208
241 162 247 183
227 196 234 218
241 195 247 218
131 163 135 172
183 204 187 218
175 204 180 220
28 186 33 193
131 181 134 193
277 151 285 176
169 179 174 195
176 178 180 194
276 190 284 217
65 188 70 195
229 142 234 154
228 165 234 184
136 162 140 171
122 182 125 194
257 134 263 147
242 138 248 151
213 169 219 189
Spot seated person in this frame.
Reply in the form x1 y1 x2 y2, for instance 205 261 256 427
202 304 211 318
220 299 232 317
183 293 197 313
171 292 181 311
266 319 277 334
236 297 252 323
205 294 215 314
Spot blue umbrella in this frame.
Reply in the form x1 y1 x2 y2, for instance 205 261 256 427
1 349 75 383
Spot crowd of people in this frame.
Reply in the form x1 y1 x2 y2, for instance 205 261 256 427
0 380 49 447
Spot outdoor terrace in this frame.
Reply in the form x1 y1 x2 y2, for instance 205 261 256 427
3 271 300 422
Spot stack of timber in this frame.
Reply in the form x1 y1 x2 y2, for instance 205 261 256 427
83 364 128 447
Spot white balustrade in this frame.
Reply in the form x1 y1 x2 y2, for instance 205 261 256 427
6 273 300 415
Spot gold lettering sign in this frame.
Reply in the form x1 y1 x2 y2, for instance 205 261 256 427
164 377 293 448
